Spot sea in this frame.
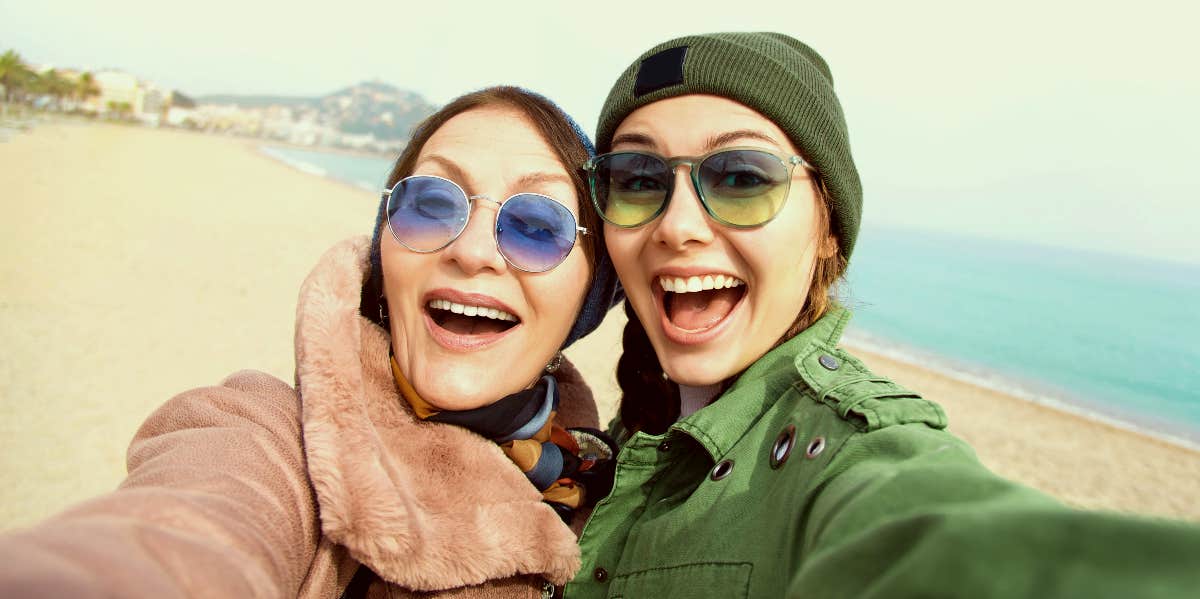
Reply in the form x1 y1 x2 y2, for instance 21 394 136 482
260 144 1200 447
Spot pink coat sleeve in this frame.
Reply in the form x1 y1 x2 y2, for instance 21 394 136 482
0 370 321 598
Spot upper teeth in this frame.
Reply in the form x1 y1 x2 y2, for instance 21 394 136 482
427 299 518 322
658 274 745 293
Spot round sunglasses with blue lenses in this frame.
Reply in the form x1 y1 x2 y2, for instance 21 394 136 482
383 175 588 273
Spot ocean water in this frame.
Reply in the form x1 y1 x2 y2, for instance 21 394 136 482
259 145 1200 444
844 228 1200 444
259 145 394 191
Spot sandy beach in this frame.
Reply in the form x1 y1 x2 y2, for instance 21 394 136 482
2 121 1197 530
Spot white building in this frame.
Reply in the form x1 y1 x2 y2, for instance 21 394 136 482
91 70 142 115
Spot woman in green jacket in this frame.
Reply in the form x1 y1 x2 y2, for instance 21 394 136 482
566 32 1200 598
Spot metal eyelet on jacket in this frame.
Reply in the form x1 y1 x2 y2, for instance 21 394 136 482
770 424 797 469
710 459 735 480
818 354 840 371
805 437 826 459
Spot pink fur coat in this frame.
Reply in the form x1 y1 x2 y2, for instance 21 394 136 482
0 237 599 598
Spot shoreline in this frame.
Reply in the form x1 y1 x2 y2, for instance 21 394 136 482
843 342 1200 520
841 331 1200 453
257 144 393 194
258 138 397 161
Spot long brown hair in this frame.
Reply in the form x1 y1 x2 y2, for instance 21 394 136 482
616 177 847 435
361 86 598 325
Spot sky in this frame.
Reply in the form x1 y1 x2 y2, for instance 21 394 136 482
4 0 1198 264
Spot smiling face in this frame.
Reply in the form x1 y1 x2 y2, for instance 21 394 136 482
605 94 834 386
381 105 591 410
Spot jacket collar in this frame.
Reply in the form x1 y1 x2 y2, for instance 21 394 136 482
671 306 852 461
293 236 592 591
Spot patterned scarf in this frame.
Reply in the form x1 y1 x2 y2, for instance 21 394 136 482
390 356 614 522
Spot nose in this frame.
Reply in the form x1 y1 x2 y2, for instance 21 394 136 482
650 165 715 250
442 198 508 275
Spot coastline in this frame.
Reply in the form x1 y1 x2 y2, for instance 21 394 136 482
2 120 1197 530
257 144 394 193
841 329 1200 452
846 342 1200 521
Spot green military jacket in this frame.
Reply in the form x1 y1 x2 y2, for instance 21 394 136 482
566 307 1200 598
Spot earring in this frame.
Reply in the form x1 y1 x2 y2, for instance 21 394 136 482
378 297 390 328
545 352 564 373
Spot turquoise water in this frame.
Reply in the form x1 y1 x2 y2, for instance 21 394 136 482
261 145 1200 443
259 145 394 190
845 228 1200 443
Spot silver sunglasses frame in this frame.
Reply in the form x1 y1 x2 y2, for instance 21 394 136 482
381 174 588 273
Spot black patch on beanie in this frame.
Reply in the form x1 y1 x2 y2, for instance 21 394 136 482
635 46 688 97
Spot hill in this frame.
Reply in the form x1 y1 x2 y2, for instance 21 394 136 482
197 81 436 142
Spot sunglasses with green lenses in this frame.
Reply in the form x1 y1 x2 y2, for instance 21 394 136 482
583 147 814 228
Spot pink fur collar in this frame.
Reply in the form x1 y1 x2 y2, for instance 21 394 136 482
294 237 593 591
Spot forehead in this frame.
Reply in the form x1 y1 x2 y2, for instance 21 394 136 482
613 94 796 155
416 106 568 184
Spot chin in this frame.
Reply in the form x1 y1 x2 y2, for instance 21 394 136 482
423 385 492 412
420 368 497 411
425 363 541 411
663 360 729 387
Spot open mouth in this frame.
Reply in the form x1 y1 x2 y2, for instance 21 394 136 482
426 299 521 336
659 274 747 333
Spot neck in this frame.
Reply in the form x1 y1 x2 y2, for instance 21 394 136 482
678 382 722 419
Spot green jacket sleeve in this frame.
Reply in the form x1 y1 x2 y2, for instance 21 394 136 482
790 422 1200 598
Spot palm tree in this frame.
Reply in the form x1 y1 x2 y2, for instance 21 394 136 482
33 68 73 109
0 49 35 103
75 71 100 109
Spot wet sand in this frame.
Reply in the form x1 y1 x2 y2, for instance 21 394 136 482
1 121 1196 529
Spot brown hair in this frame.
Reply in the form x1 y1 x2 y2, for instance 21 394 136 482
615 177 847 435
361 86 597 324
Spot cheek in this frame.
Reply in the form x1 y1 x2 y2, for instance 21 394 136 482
529 252 592 329
603 227 646 279
379 240 406 293
380 241 434 310
738 226 818 318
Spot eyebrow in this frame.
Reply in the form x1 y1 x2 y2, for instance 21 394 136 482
610 132 658 150
415 154 475 190
702 129 785 153
513 171 574 193
416 155 571 196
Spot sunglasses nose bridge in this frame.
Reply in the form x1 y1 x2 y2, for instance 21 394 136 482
663 157 704 207
664 157 697 177
438 194 509 273
468 194 502 209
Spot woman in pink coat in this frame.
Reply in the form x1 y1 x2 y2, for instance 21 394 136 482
0 86 621 598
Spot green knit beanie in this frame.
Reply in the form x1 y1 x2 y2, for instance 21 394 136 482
596 32 862 261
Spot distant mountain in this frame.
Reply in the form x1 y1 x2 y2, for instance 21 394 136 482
321 81 437 141
198 81 437 142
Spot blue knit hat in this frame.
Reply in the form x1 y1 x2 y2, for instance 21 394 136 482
363 87 622 349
